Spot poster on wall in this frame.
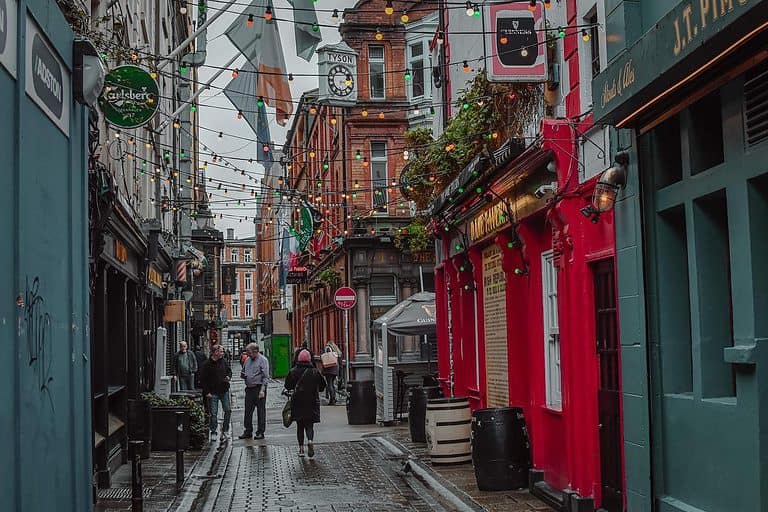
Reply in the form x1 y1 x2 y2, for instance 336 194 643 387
26 14 70 136
482 244 509 407
0 0 18 78
483 1 547 82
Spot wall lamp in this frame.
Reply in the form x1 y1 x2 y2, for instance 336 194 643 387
581 152 629 223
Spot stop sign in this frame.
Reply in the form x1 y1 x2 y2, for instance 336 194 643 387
334 286 357 310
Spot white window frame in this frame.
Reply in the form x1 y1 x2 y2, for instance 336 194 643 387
231 248 238 263
369 45 386 100
369 275 398 306
244 249 252 262
231 298 240 319
407 40 430 101
542 250 562 410
244 272 252 291
370 141 388 213
245 298 253 318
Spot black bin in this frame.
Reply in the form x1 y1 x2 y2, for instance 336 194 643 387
127 399 152 459
471 407 531 491
346 380 376 425
150 406 190 451
408 386 443 443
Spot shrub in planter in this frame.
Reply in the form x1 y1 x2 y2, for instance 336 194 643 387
141 392 207 450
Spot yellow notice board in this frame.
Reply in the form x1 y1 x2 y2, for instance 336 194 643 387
482 245 509 407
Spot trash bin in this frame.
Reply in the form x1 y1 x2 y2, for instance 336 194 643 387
127 399 152 459
346 380 376 425
408 386 443 443
150 406 190 451
426 397 472 465
471 407 531 490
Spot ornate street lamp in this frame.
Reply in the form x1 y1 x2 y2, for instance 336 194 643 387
581 152 629 222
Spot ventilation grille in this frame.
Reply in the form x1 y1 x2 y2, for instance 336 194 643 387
744 62 768 147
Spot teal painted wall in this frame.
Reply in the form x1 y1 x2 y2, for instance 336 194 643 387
0 0 92 510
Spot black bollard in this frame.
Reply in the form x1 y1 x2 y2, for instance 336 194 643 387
129 440 144 512
175 411 185 491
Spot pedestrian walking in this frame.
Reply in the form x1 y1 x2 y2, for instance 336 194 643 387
239 343 270 440
172 341 198 391
321 346 339 406
284 349 325 458
199 344 232 440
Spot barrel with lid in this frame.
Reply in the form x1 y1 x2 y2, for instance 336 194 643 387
346 380 376 425
408 386 443 443
471 406 531 490
425 397 472 465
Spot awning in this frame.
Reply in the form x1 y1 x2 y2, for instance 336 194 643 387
373 292 436 336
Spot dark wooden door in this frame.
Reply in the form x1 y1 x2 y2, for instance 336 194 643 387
593 260 623 512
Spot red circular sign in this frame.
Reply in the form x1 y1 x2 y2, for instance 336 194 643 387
334 286 357 310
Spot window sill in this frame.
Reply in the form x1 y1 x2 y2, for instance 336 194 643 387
542 405 563 416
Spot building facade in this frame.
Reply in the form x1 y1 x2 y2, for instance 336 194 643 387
431 0 623 509
221 230 259 356
592 0 768 511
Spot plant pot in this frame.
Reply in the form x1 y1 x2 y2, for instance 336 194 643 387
150 406 190 451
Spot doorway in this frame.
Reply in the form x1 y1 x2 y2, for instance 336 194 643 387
593 259 623 512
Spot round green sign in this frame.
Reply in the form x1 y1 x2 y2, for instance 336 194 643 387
98 65 159 129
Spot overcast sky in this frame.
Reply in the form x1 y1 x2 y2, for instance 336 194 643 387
198 0 352 238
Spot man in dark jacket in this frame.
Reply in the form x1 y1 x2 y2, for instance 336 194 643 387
171 341 198 390
199 344 232 440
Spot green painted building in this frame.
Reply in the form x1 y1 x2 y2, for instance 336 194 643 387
593 0 768 510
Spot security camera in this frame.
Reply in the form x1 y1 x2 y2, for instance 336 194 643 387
534 182 558 199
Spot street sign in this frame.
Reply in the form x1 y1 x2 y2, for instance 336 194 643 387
286 267 308 284
99 65 159 128
334 286 357 310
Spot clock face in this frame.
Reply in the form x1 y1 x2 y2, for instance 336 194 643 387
328 65 354 97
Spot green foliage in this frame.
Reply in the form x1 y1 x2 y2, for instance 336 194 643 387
141 392 207 450
401 72 542 210
316 267 342 288
394 219 434 254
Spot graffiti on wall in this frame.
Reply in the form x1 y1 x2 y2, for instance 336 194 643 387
20 276 54 411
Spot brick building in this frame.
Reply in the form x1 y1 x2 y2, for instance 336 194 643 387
220 228 259 356
280 1 438 412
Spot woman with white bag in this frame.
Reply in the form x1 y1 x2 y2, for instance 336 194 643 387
321 346 339 405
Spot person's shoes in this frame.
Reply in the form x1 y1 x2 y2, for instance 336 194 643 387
254 433 265 440
328 400 336 406
307 441 314 458
210 431 218 440
238 432 252 439
221 431 230 440
298 447 305 456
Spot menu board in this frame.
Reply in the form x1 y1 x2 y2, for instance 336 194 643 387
482 245 509 407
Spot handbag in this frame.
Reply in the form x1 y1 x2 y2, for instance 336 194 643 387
321 351 338 368
282 369 310 428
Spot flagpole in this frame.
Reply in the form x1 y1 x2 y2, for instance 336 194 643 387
157 0 240 71
158 52 240 132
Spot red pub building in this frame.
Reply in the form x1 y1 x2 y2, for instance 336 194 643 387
432 0 625 509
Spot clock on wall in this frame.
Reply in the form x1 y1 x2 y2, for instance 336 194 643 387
317 42 358 106
328 65 354 97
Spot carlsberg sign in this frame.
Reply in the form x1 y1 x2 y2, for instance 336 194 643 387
99 65 160 129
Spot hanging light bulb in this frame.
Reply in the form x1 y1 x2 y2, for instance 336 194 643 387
150 70 157 79
309 104 318 115
257 96 265 107
130 52 138 62
582 29 590 42
246 13 254 27
378 112 385 119
355 149 362 160
232 68 239 78
309 149 316 158
311 23 319 32
331 8 340 24
558 26 566 38
354 180 360 188
385 0 393 15
330 116 337 125
345 74 353 86
499 35 509 45
263 144 270 153
264 5 273 20
436 31 445 45
218 131 223 138
462 61 470 73
400 11 409 23
465 1 474 16
362 157 369 167
190 104 197 112
404 68 412 81
528 0 536 11
544 0 551 8
413 106 420 115
403 150 409 160
375 27 383 40
473 4 480 16
361 109 368 117
288 73 294 82
180 63 187 74
520 48 529 57
173 118 180 129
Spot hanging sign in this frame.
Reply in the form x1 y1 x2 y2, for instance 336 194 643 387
286 267 308 284
0 0 17 78
98 65 159 128
26 14 70 136
483 1 547 82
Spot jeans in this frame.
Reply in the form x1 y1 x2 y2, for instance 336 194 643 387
296 420 314 446
209 391 231 433
243 385 266 435
324 375 336 403
178 374 194 391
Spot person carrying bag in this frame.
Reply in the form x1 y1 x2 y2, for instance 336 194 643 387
283 349 325 458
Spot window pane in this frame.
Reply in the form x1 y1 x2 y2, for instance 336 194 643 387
370 62 385 99
370 275 395 296
410 42 423 58
412 58 425 97
371 142 386 157
369 45 384 59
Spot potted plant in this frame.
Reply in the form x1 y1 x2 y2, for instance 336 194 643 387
141 392 207 450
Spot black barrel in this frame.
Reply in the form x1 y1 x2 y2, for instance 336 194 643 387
127 399 152 459
346 380 376 425
408 386 443 443
471 407 531 490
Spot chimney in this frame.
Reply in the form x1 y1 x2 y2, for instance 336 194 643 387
227 228 234 240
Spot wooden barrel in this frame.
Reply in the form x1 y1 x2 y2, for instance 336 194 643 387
425 397 472 465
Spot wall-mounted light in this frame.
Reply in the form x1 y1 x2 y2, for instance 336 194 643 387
581 152 629 222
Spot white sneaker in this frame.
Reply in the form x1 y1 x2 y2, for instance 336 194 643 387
210 431 218 440
221 431 230 440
